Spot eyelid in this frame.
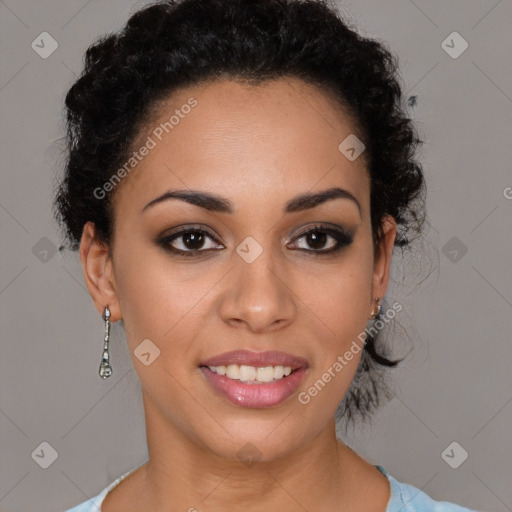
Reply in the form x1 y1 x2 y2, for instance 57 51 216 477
288 224 353 250
157 222 354 256
286 222 352 242
159 222 350 242
156 224 223 254
161 223 220 240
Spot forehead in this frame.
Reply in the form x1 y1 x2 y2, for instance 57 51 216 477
113 77 369 215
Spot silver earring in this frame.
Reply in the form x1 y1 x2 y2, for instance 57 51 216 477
98 306 113 379
370 297 381 319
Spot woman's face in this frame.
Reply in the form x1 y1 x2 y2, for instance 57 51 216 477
82 77 396 462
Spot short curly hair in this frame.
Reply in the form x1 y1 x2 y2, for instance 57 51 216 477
53 0 427 428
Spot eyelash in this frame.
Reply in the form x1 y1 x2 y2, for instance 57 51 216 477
157 224 354 258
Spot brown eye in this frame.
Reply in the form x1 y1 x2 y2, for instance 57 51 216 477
158 227 224 256
175 230 207 251
301 230 332 250
289 225 353 254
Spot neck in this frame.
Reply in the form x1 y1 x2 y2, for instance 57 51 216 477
135 390 385 512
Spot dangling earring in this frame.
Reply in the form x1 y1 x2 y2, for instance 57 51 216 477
98 306 113 379
370 297 381 319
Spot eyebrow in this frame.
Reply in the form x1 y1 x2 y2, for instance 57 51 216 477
141 186 361 216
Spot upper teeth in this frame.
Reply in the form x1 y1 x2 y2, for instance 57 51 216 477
208 364 293 382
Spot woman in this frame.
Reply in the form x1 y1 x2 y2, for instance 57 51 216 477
54 0 480 510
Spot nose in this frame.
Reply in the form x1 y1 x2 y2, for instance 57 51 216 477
219 247 297 334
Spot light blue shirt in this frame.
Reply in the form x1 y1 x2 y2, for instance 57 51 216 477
63 461 482 511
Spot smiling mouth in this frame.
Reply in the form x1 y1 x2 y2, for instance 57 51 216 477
201 364 297 383
199 349 308 384
198 349 308 406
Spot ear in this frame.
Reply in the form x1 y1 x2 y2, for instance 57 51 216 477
369 215 397 317
80 221 122 321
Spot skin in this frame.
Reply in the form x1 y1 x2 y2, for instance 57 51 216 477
80 76 397 511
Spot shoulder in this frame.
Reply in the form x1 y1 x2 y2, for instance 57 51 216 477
61 484 111 512
61 462 145 512
63 462 483 512
376 465 482 512
61 487 108 512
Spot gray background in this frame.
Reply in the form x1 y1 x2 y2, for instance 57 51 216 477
1 0 511 511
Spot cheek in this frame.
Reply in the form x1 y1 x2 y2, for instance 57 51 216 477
112 246 176 343
114 231 374 354
113 246 215 361
301 254 373 342
298 254 373 401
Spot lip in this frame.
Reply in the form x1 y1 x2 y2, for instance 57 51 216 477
200 349 308 370
199 350 309 408
200 366 308 408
